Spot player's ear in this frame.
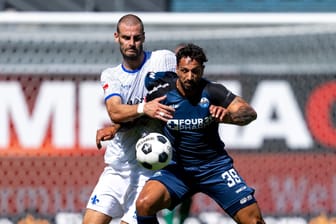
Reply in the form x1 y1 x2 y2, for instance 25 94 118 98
143 32 146 42
114 32 119 43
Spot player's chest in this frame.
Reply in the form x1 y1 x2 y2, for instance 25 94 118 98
165 92 214 131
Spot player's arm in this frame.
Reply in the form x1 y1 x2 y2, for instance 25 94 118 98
96 124 121 149
105 95 174 123
224 96 257 125
207 82 257 125
209 105 229 122
99 94 174 149
210 96 257 125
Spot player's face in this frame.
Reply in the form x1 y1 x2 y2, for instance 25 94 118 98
114 23 145 60
176 57 204 92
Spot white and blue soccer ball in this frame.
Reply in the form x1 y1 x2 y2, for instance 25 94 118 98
135 132 172 171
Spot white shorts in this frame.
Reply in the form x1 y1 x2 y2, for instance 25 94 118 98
86 165 153 223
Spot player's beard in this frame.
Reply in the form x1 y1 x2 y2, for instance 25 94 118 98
182 80 197 92
121 45 143 61
177 79 197 96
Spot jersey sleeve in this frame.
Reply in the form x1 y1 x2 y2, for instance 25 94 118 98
100 67 121 102
145 71 177 102
206 82 236 108
145 71 177 90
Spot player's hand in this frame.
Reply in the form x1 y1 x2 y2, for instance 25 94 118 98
96 125 120 149
144 95 175 122
209 105 229 122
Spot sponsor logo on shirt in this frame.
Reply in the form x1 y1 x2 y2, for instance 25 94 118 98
121 84 132 90
167 116 214 130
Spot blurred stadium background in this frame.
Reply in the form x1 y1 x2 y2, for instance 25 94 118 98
1 1 336 224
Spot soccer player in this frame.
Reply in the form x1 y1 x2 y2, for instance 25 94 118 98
82 14 176 224
162 42 192 224
135 43 266 224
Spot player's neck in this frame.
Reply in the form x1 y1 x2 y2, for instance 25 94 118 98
176 79 187 97
122 52 145 70
176 79 202 99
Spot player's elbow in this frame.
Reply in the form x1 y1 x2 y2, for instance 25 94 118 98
233 108 257 126
108 109 134 123
245 110 257 125
111 115 134 123
109 113 124 123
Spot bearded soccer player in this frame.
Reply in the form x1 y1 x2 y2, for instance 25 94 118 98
135 43 265 224
82 14 176 224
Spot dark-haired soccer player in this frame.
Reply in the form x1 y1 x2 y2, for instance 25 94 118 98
136 43 265 224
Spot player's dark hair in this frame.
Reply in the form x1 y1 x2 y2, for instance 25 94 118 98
116 14 144 33
176 43 208 66
174 43 187 54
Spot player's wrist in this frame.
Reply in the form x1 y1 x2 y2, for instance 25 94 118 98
137 102 145 115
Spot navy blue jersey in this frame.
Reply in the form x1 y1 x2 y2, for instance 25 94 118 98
146 71 236 167
145 72 257 216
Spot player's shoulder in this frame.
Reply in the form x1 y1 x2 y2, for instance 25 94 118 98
204 79 237 104
147 71 177 81
145 71 177 90
204 79 226 90
100 65 122 79
147 50 176 72
203 79 228 95
101 64 120 74
151 49 175 58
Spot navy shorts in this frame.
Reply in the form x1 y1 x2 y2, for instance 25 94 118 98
149 155 256 217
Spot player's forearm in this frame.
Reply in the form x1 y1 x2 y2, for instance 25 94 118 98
225 106 257 125
107 103 144 123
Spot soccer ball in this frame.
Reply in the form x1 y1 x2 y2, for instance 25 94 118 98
135 132 172 171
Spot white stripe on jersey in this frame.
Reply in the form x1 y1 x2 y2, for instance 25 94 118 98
100 50 176 169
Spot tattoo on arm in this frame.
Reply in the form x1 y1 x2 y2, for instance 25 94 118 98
225 97 257 125
229 107 257 125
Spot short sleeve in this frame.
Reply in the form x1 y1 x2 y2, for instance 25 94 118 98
206 82 236 108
